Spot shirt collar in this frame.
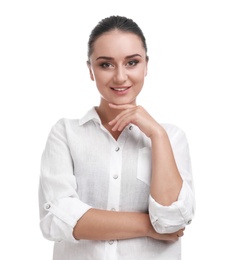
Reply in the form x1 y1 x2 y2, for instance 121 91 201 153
78 107 101 126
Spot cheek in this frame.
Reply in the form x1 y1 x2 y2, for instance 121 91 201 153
131 69 146 82
94 71 111 84
93 73 108 92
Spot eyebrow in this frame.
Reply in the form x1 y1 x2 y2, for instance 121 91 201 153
96 54 142 61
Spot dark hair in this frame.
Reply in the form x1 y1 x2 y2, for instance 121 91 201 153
87 15 148 63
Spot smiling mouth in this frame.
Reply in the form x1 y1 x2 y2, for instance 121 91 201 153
111 87 131 92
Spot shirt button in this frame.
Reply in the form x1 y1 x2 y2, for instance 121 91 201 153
129 125 133 130
108 240 114 245
113 174 118 179
45 204 51 210
187 219 192 225
115 147 120 152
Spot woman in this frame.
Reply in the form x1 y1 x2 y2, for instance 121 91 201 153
39 15 195 260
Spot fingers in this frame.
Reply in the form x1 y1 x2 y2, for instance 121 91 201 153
168 230 185 242
108 103 135 110
108 104 138 131
109 114 132 131
108 110 135 131
176 227 185 238
162 228 186 242
148 227 186 242
108 103 156 137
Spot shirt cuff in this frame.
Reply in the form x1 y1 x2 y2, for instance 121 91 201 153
40 197 92 243
148 181 194 233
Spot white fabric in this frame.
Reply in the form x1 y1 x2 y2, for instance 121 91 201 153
39 107 195 260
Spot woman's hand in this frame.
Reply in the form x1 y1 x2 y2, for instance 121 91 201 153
108 103 163 138
147 227 185 242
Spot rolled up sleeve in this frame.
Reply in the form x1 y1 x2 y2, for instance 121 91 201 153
149 125 195 233
39 119 92 243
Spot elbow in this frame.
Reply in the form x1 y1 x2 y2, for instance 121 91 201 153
149 208 194 234
40 213 79 243
148 196 195 234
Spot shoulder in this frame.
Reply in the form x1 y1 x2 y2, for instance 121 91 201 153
49 118 80 136
50 107 97 131
53 118 79 128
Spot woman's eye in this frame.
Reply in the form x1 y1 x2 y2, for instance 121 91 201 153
127 60 139 66
100 62 111 68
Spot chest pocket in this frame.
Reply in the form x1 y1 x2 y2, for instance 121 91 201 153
137 147 152 186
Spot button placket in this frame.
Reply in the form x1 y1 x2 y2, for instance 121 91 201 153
104 140 124 259
107 142 122 212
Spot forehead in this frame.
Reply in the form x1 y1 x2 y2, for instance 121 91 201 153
92 30 145 58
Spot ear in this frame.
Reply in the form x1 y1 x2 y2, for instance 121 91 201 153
87 61 95 81
145 59 148 77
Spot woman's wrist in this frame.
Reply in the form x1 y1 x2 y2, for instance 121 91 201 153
140 213 155 238
148 124 167 141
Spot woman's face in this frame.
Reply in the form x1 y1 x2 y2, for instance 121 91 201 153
88 30 148 106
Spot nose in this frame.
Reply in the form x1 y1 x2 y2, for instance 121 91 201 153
113 66 127 84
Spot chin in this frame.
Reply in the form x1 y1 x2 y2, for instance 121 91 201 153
110 98 136 106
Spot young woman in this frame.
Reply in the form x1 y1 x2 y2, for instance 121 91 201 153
39 15 195 260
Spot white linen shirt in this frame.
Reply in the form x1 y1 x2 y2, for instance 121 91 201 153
39 107 195 260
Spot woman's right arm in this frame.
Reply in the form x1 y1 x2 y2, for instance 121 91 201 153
73 208 183 242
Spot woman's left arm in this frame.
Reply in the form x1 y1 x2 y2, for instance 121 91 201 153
109 104 195 233
149 125 183 206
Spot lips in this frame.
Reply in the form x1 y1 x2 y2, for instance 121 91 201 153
110 87 131 92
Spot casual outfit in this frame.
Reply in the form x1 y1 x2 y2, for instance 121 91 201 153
39 107 195 260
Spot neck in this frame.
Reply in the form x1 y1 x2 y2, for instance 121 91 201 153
95 101 126 140
96 103 120 125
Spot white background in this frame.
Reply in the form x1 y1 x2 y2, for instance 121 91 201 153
0 0 230 259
